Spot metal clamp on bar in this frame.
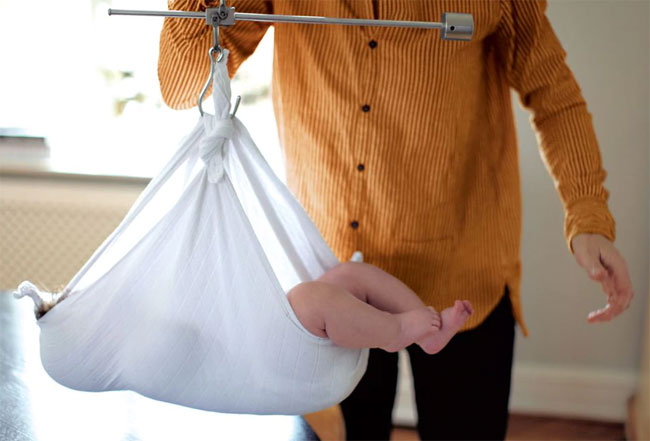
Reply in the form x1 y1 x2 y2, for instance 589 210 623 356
205 5 236 27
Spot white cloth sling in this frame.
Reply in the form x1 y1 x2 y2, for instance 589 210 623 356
14 48 369 415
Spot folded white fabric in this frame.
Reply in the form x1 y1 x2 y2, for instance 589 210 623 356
14 48 368 415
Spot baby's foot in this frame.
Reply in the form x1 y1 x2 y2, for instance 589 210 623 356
417 300 473 354
383 307 441 352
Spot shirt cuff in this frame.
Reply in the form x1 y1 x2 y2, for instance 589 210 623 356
564 198 616 254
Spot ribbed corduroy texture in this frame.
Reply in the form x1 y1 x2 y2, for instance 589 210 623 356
158 0 617 337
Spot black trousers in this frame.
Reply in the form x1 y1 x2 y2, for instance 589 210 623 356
340 286 516 441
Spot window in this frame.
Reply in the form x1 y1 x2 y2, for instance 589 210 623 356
0 0 282 181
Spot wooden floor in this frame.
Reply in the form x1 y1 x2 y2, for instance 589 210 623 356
391 413 625 440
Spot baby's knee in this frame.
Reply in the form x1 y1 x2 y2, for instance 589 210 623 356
287 282 331 336
287 281 328 311
320 262 363 286
334 261 364 275
287 282 306 308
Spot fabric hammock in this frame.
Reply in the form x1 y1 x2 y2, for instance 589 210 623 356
14 48 369 415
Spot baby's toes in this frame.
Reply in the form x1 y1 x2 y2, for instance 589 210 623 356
453 300 467 314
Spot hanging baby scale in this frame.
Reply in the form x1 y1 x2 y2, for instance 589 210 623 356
14 2 473 416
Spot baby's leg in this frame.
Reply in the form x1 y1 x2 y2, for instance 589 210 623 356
287 281 440 352
313 262 474 353
316 262 424 314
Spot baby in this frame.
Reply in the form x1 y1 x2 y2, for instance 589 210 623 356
288 261 473 354
16 261 473 355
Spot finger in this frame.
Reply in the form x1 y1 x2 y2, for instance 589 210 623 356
599 246 631 290
587 280 618 323
600 248 634 311
599 273 617 302
608 299 626 319
589 281 624 322
589 306 619 323
611 267 634 309
597 300 624 322
585 240 630 322
601 275 616 298
588 295 625 323
607 280 628 314
587 303 612 323
587 283 613 323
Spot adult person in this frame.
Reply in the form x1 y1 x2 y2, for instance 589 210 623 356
157 1 634 439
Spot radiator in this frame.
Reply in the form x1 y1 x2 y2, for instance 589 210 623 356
0 174 146 292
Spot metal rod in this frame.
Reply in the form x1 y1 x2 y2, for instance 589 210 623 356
108 9 204 19
236 12 442 29
108 8 443 30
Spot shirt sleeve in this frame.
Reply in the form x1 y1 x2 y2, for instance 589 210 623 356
493 0 616 253
158 0 273 110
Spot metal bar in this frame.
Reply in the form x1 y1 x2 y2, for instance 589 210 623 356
108 8 443 30
108 9 204 19
235 12 442 30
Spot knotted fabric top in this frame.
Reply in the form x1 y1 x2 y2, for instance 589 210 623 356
199 48 234 184
200 116 233 183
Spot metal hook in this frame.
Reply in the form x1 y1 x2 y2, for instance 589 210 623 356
198 42 222 117
198 21 241 118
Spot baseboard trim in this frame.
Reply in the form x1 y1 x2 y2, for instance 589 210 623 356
392 356 638 427
510 363 638 422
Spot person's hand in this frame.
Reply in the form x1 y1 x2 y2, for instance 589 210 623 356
571 233 634 323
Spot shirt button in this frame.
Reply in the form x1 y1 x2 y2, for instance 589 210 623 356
361 104 370 112
368 40 378 49
350 220 359 229
357 163 365 172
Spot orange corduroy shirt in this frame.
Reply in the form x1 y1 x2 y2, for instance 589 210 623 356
158 0 617 337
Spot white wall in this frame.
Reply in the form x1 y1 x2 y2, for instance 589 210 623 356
393 0 649 427
509 0 649 420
